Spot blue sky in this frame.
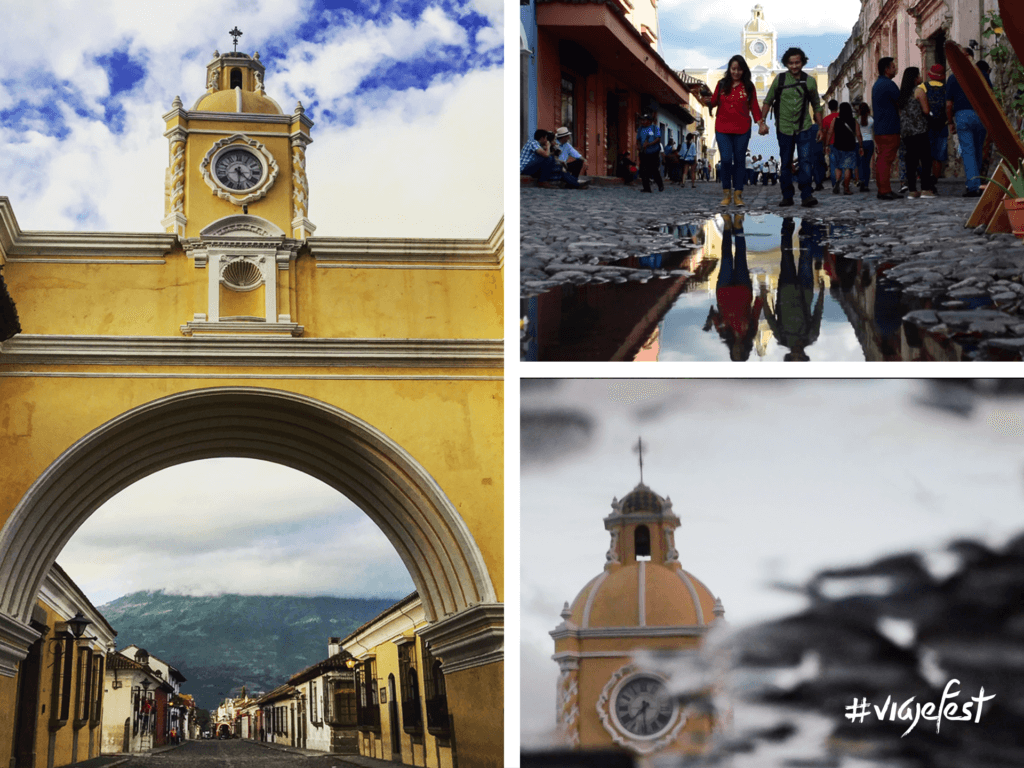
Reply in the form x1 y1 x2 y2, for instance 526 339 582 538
0 0 502 236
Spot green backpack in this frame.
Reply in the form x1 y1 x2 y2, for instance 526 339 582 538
770 72 813 134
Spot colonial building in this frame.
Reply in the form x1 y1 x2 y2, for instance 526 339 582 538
551 482 725 760
116 646 188 747
343 593 456 768
682 6 830 165
256 684 299 744
9 564 116 768
521 0 699 174
102 650 170 754
0 36 503 768
827 0 1000 106
287 638 359 753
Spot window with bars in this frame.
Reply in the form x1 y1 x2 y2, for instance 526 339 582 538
355 659 380 730
309 681 320 725
421 641 449 737
91 655 105 726
327 677 357 726
398 641 422 734
75 647 93 725
51 633 74 727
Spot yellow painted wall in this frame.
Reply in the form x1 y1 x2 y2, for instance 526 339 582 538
0 675 15 764
28 601 103 767
444 661 502 768
0 374 503 606
219 283 265 319
296 262 502 339
2 251 501 340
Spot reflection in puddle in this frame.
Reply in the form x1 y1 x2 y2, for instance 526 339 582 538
523 213 870 362
519 214 1010 362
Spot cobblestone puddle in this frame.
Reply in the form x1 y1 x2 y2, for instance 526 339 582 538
520 213 1013 362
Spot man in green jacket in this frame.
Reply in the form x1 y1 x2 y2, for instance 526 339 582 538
759 47 824 208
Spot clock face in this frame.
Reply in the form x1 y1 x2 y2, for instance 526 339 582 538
614 676 675 737
751 39 767 56
215 149 264 191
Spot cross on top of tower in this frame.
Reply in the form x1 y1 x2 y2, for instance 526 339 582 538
632 437 646 483
229 26 243 52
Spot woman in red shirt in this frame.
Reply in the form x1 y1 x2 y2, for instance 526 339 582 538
702 56 762 207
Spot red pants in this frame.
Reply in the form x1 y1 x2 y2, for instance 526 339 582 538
874 134 900 194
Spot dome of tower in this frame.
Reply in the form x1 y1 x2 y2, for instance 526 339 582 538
195 89 283 115
567 562 719 629
618 482 667 514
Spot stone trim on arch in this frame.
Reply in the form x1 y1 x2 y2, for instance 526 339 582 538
0 387 498 673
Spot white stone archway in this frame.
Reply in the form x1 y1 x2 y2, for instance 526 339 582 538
0 387 499 673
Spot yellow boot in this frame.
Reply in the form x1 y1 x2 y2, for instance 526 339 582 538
720 189 733 206
734 190 745 207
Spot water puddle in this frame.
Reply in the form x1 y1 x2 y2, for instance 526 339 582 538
520 214 1002 362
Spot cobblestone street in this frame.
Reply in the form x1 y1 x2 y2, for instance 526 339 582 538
102 740 402 768
521 176 1024 360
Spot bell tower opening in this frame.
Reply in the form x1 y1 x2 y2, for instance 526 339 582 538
230 68 243 89
634 525 651 560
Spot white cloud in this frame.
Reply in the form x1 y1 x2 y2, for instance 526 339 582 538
58 459 415 604
0 0 501 237
658 0 860 35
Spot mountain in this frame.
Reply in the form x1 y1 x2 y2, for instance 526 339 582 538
100 591 398 710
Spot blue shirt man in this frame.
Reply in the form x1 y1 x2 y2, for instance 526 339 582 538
635 114 664 192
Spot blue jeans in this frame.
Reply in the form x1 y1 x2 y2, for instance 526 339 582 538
955 110 987 191
521 155 580 188
716 131 751 191
858 140 874 186
778 126 817 201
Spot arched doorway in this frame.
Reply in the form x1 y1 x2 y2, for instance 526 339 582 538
0 387 503 765
0 387 495 628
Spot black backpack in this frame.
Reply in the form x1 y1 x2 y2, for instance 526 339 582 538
924 81 946 130
770 72 813 134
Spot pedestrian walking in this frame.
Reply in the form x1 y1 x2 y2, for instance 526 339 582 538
699 55 763 206
824 102 863 194
898 67 936 198
681 133 698 187
821 100 841 191
921 64 948 181
703 213 762 361
554 127 587 179
857 102 874 191
759 46 824 208
872 56 902 200
636 113 664 192
761 218 825 360
945 50 987 198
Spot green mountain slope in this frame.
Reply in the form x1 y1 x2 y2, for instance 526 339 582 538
100 591 397 710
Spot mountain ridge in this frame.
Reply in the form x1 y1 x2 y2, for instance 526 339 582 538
100 590 399 710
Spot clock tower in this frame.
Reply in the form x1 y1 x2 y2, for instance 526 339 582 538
160 32 314 334
741 4 777 73
551 483 725 759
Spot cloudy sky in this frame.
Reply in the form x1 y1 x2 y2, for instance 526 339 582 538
0 0 502 238
658 0 861 73
59 458 415 606
520 380 1024 746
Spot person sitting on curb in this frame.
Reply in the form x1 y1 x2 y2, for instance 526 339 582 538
554 127 587 179
520 129 587 189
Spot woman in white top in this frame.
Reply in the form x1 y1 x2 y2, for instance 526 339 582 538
857 102 875 192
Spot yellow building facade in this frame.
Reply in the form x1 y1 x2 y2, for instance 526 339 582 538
0 49 502 768
9 564 116 768
552 483 724 760
682 5 830 165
